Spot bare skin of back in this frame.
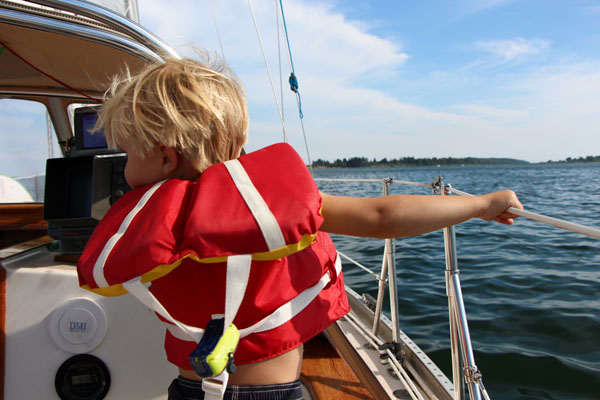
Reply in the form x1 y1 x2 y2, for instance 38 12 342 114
178 345 303 385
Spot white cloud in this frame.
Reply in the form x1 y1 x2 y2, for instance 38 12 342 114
279 1 408 79
450 104 528 120
140 0 407 79
474 38 550 61
135 1 598 164
139 0 411 160
281 57 600 163
502 61 600 160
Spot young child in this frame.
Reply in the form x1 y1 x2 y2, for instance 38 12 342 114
77 56 523 400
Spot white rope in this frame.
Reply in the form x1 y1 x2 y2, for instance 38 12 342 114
337 250 380 280
383 347 426 400
448 187 600 239
247 0 288 142
481 384 492 400
315 177 599 238
315 178 385 183
343 312 425 400
314 177 432 189
208 0 226 60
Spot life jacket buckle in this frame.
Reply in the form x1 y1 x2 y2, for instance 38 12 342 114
189 318 240 378
201 370 229 400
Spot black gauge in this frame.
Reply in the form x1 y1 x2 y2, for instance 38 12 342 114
55 354 110 400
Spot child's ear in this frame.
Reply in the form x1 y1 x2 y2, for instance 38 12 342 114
158 145 179 175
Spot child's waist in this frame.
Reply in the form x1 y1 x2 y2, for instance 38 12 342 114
178 344 303 386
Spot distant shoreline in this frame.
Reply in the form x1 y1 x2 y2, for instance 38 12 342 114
310 155 600 168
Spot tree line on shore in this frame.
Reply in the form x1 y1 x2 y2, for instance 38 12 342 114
556 155 600 163
312 155 600 168
312 156 528 168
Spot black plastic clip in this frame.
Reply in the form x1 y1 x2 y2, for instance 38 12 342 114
378 341 403 360
431 176 444 194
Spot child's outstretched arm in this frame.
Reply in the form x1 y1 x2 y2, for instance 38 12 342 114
319 190 523 239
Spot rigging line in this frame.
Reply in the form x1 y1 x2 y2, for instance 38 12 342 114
276 0 285 124
277 0 313 173
337 251 380 281
0 40 102 103
277 0 296 75
247 0 289 143
296 96 313 175
208 0 226 60
449 187 600 239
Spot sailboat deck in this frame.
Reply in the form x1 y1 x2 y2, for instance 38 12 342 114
302 333 375 399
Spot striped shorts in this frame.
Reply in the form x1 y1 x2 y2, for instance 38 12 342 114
168 376 304 400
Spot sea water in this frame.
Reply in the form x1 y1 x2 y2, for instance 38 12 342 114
314 162 600 400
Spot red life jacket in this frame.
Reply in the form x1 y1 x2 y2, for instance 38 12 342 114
77 143 349 368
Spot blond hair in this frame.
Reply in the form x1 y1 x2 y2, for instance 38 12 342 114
97 56 249 172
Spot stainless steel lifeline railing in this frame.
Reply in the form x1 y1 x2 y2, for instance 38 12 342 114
435 179 489 400
315 176 600 400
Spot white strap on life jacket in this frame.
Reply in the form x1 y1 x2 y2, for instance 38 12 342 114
123 253 253 343
164 254 342 341
239 255 342 335
93 180 167 288
223 254 251 336
122 276 204 342
224 159 286 251
202 371 229 400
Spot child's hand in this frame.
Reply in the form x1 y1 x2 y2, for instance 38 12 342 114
478 190 523 225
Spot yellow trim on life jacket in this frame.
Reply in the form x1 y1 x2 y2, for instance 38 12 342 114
80 232 318 297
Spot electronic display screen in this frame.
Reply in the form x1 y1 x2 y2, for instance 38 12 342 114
74 106 107 151
81 112 107 149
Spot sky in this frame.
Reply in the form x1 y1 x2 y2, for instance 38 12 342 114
1 0 599 177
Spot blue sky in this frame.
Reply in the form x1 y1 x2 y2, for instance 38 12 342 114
1 0 599 177
139 0 600 164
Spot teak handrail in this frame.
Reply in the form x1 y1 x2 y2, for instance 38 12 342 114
0 204 47 231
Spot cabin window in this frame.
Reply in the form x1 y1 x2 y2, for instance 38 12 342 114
0 99 62 203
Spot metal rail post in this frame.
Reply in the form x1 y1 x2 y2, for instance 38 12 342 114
372 239 388 336
444 229 464 400
371 179 401 342
440 181 483 400
372 179 392 334
380 179 401 343
387 235 399 343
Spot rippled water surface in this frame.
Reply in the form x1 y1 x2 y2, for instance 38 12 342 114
314 163 600 400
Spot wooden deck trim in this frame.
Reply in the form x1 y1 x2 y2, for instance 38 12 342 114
0 203 48 253
0 203 46 231
301 332 375 399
